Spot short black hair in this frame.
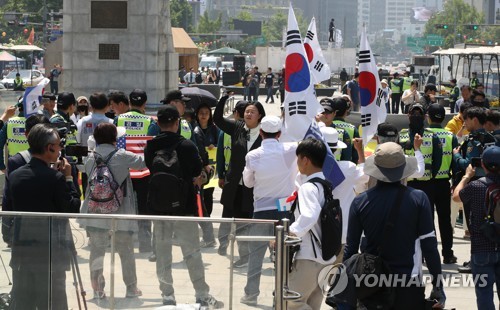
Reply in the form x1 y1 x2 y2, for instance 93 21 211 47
331 97 349 116
246 101 266 122
261 131 280 139
471 89 486 100
486 109 500 126
459 101 472 114
93 123 117 145
108 91 129 105
410 80 419 87
296 138 326 168
25 114 50 134
89 92 109 110
464 106 487 125
424 84 437 93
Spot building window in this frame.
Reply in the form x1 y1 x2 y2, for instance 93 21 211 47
91 1 127 29
98 44 120 60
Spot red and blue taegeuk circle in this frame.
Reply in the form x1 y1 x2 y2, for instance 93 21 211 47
359 71 377 107
285 53 310 93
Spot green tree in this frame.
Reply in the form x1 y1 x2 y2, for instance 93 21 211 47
197 11 222 33
262 10 307 43
170 0 193 32
235 11 253 21
423 0 485 48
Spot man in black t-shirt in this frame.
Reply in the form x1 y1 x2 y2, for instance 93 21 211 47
264 67 274 103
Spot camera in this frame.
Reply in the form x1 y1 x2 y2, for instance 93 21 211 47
54 122 88 164
471 157 482 168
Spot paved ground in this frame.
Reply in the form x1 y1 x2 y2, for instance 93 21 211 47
0 93 493 309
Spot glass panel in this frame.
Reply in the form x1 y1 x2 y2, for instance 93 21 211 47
1 214 278 309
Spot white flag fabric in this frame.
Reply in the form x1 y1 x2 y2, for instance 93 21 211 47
282 5 323 142
22 77 50 117
304 17 331 84
359 27 386 145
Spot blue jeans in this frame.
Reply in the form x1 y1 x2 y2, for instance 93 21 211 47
244 209 288 296
471 252 500 310
265 86 274 103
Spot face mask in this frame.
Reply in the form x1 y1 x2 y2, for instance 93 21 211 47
409 115 424 131
77 105 88 113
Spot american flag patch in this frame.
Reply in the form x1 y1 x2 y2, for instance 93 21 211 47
117 135 153 178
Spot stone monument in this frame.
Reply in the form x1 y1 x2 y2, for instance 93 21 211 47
62 0 178 103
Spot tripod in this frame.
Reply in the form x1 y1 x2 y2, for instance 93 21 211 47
69 233 88 310
0 254 11 285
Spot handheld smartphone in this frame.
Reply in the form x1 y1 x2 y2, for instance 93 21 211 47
471 157 482 168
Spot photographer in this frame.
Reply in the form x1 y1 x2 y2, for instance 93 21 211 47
5 123 81 310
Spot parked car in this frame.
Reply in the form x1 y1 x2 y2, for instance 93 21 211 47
1 69 44 89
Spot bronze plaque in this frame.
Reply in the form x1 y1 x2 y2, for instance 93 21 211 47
91 1 127 29
99 44 120 60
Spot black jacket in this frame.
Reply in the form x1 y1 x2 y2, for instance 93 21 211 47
144 131 202 216
213 96 262 214
6 157 81 269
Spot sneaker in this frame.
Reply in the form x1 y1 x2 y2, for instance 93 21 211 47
218 245 228 256
93 291 106 299
458 261 472 274
148 253 157 262
443 255 457 264
200 240 217 248
126 287 142 298
196 295 224 309
240 293 258 306
233 258 248 268
162 294 176 306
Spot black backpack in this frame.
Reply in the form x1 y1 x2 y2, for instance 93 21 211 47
341 83 348 95
148 140 188 215
291 177 343 261
478 177 500 243
195 72 203 84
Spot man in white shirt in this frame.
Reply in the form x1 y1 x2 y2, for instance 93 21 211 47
241 116 297 306
288 138 336 310
184 67 196 85
76 92 113 146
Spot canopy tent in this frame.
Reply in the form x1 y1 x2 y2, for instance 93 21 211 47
172 27 199 72
206 47 246 55
0 44 44 84
0 51 24 62
432 46 500 97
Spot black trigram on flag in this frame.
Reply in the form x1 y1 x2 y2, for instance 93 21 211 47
286 30 302 46
375 88 384 107
314 61 324 72
289 101 307 116
306 30 314 40
358 50 371 64
361 113 372 127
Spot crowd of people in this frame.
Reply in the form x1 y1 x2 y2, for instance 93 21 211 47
0 75 499 309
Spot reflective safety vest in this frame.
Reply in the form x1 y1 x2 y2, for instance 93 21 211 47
180 119 192 139
50 114 78 145
6 117 28 156
428 127 454 179
391 78 402 94
117 111 151 136
333 120 355 140
223 133 231 171
402 77 412 92
329 123 346 161
399 128 434 181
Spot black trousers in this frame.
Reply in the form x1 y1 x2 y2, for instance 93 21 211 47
132 176 152 252
408 179 454 258
391 93 402 114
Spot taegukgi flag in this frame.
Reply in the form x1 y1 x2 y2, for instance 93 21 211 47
23 77 50 117
358 26 387 145
282 4 322 142
304 17 331 84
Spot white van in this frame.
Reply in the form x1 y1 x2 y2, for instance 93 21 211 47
199 56 221 70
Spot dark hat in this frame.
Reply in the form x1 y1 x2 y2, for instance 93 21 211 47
57 92 76 106
42 92 56 100
364 142 418 182
233 100 248 115
320 98 334 113
482 146 500 171
409 104 425 114
450 78 457 84
424 83 437 93
393 72 400 77
331 97 349 112
157 105 180 123
427 104 445 120
129 89 147 105
161 90 191 104
377 122 398 138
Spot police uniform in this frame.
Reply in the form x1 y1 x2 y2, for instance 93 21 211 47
6 117 28 157
390 77 403 114
332 118 359 163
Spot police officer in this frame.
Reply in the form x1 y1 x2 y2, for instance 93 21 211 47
50 92 78 147
390 72 404 114
402 71 413 113
116 89 156 254
424 104 459 264
318 98 350 161
331 97 360 163
0 104 18 172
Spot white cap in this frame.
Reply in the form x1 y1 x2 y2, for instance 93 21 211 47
320 126 347 149
381 79 388 85
261 116 282 133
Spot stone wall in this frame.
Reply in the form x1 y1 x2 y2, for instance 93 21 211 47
62 0 178 103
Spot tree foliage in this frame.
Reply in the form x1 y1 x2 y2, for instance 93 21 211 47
423 0 486 48
262 10 308 43
170 0 193 32
197 11 222 33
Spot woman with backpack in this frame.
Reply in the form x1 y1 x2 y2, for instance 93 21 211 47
78 123 146 300
193 103 220 247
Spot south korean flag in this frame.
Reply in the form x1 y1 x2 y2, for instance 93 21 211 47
304 17 331 84
282 4 323 143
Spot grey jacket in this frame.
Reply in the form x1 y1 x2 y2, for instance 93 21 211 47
78 144 146 232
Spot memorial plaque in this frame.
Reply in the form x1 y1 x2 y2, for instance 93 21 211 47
91 1 127 29
99 44 120 60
